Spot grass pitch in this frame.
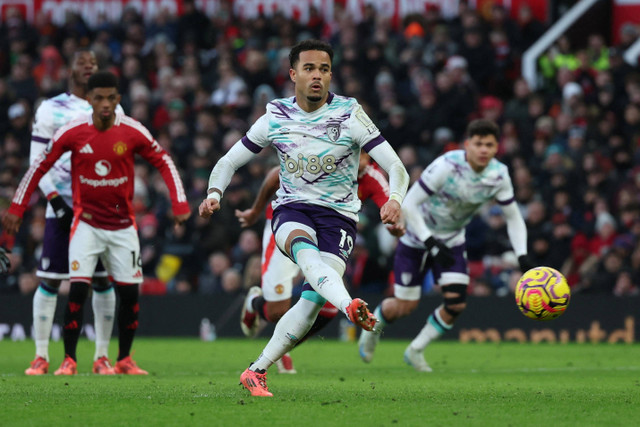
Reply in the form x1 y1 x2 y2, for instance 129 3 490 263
1 338 639 426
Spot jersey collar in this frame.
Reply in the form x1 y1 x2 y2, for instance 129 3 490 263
292 92 335 110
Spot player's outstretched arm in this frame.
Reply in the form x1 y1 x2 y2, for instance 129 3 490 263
202 141 258 219
199 197 220 218
5 141 64 232
380 199 402 225
1 214 22 235
174 212 191 225
386 214 406 237
501 202 532 271
137 133 191 221
235 166 280 228
401 180 433 242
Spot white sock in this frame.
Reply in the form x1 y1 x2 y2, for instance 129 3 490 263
245 294 257 313
251 299 322 371
92 287 116 360
410 307 452 351
293 245 351 315
33 286 58 361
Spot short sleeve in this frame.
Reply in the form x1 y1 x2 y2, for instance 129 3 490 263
349 104 381 148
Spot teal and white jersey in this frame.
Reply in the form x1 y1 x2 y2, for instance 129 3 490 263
30 92 123 218
243 93 384 221
402 149 515 247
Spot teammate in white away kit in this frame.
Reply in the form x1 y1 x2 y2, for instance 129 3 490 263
199 40 409 397
358 119 535 372
24 50 123 376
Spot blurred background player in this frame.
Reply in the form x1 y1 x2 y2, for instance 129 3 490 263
199 39 408 397
3 71 191 375
358 119 535 372
236 153 404 373
24 50 124 375
0 241 10 275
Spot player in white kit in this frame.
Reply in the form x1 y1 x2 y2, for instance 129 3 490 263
358 119 535 371
237 155 401 373
199 40 409 396
24 50 123 375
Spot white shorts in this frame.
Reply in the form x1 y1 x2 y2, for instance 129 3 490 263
262 219 300 302
69 221 143 284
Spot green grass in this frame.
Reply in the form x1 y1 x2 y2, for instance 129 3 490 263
2 338 639 426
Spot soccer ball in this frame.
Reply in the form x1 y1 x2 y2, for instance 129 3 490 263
515 266 570 321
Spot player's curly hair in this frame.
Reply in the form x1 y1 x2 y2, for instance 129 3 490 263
467 119 500 139
289 39 334 69
88 71 118 91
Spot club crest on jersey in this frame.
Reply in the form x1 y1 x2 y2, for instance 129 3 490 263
71 260 80 271
113 141 127 155
326 123 341 142
94 160 112 177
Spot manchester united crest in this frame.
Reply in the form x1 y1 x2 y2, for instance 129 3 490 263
71 260 80 271
113 141 127 155
326 123 341 142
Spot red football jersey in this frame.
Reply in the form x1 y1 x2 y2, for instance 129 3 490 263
10 112 189 230
357 163 390 209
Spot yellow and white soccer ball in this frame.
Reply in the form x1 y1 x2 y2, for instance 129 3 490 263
515 266 570 321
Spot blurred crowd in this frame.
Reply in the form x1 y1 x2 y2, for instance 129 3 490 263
1 1 639 298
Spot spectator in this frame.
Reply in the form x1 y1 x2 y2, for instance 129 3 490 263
231 229 260 272
0 5 639 297
198 252 231 295
221 268 243 295
517 4 545 51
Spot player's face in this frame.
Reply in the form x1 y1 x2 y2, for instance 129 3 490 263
464 134 498 172
289 50 332 111
71 52 98 87
89 87 121 125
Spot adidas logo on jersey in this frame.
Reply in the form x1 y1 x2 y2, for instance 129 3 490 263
80 144 94 154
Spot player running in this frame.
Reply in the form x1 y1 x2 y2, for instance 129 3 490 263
199 39 409 396
358 119 534 372
3 71 191 375
236 153 404 373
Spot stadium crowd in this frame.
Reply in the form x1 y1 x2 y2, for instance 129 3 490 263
1 1 640 298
